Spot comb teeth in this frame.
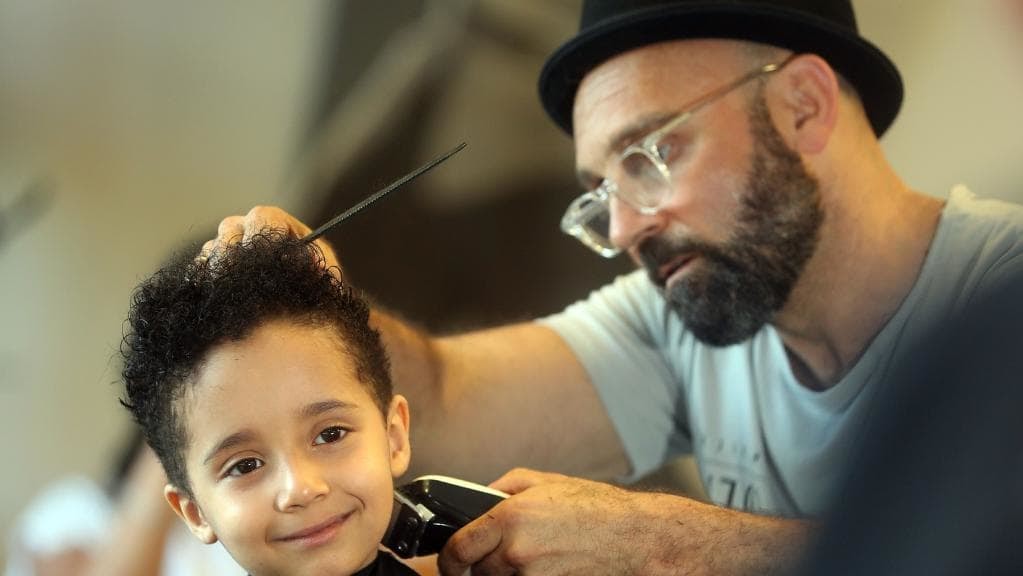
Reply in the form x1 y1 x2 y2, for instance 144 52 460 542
303 142 468 243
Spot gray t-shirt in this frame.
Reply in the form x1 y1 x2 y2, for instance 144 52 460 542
541 187 1023 517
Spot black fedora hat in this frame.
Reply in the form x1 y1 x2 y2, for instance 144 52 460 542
539 0 903 137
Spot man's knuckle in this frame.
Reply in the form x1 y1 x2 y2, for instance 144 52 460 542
496 502 529 528
446 539 473 564
501 542 532 568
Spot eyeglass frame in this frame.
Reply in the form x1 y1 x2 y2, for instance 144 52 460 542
560 56 794 258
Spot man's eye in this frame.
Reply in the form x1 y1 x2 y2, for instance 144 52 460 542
655 142 673 162
314 426 347 445
656 132 690 166
621 151 661 181
227 458 263 477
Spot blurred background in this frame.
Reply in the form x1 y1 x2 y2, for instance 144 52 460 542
1 0 1022 567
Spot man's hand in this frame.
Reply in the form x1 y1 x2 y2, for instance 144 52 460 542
438 468 813 576
202 206 340 271
439 468 644 576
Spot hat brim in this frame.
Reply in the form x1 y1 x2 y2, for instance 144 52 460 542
539 3 903 137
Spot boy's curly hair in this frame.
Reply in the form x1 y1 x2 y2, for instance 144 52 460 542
120 230 391 496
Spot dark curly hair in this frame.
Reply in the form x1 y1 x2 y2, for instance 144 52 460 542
120 230 392 496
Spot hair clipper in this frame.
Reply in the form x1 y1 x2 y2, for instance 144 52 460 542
382 475 508 558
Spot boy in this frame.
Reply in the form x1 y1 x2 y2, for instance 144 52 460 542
120 230 419 576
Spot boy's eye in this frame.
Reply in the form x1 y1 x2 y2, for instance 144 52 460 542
227 457 263 477
314 426 347 445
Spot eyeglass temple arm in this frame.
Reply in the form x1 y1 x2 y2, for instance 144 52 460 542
640 59 790 148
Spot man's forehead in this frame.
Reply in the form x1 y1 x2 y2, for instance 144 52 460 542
571 40 742 168
574 40 745 124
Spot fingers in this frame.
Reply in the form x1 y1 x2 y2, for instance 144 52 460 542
218 214 246 242
198 206 341 272
438 512 504 576
197 214 243 262
199 239 216 261
197 215 244 261
241 205 312 240
490 467 566 495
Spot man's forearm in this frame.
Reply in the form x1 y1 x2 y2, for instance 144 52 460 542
633 492 815 576
369 307 469 480
370 308 442 409
368 308 630 482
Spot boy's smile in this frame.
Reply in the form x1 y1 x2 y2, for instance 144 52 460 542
164 319 411 576
274 511 353 547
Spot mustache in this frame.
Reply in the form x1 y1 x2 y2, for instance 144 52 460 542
638 234 733 282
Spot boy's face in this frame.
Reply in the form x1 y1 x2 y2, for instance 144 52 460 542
164 319 410 576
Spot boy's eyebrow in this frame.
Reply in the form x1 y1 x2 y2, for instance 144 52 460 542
203 430 256 465
300 399 357 419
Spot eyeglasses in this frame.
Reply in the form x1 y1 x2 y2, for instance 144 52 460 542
560 59 789 258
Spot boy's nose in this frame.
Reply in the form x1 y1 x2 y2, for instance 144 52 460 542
275 457 330 511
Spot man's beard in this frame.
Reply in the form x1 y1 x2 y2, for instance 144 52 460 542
638 93 823 346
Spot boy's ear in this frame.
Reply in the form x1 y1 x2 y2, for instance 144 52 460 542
164 484 218 544
386 395 411 478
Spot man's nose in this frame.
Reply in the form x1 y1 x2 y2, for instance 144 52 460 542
275 455 330 512
608 194 661 252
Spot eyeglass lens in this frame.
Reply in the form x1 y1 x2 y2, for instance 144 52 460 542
618 147 672 210
560 193 618 257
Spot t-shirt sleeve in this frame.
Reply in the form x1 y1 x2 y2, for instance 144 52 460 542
538 270 692 482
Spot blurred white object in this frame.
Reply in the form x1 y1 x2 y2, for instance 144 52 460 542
5 476 244 576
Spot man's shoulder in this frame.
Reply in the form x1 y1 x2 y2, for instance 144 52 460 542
921 185 1023 309
944 185 1023 229
937 186 1023 266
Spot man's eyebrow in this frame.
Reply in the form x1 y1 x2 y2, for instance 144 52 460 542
203 430 255 465
608 112 678 154
576 111 680 188
299 399 356 419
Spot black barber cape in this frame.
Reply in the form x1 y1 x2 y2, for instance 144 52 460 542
353 551 419 576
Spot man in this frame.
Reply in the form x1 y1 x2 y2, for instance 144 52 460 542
791 1 1023 573
207 1 1023 574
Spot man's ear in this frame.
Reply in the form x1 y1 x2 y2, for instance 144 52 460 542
164 484 218 544
768 53 840 154
386 395 411 478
